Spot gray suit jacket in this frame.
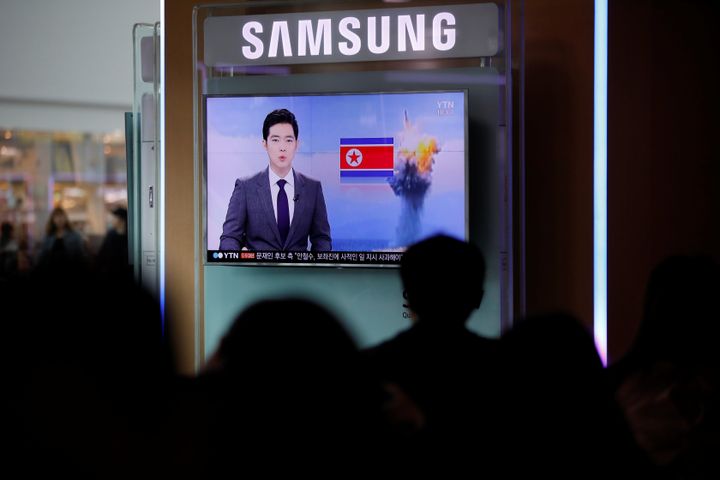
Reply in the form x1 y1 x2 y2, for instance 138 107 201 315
219 168 332 251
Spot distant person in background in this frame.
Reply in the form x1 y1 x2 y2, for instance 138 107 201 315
96 206 129 276
38 206 86 269
0 221 19 280
363 234 501 469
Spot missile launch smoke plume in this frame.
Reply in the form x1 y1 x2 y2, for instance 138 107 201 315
387 111 439 246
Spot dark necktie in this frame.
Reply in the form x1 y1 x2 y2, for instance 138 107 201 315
276 179 289 245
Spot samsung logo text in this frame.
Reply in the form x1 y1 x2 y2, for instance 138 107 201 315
240 13 456 60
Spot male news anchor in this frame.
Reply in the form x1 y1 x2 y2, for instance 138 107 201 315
219 109 332 251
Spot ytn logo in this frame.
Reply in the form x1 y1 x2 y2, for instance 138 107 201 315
437 100 455 116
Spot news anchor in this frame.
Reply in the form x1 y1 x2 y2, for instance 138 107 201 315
219 109 332 252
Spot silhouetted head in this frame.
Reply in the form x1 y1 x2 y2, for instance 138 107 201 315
46 206 72 236
25 270 173 419
206 299 382 471
632 255 720 369
110 206 128 234
1 221 13 244
401 234 485 325
111 206 127 223
215 298 358 381
500 313 621 474
502 313 605 384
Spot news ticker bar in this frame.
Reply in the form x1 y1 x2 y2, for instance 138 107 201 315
207 250 403 265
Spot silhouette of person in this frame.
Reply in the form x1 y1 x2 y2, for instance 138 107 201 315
0 221 19 280
499 313 652 477
199 298 389 474
12 269 175 477
96 206 129 275
611 255 720 477
363 234 500 467
37 206 86 269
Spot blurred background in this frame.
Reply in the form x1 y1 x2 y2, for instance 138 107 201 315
0 0 159 268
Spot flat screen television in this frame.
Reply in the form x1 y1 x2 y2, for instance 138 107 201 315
205 90 468 267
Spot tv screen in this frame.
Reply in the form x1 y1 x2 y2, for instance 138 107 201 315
205 90 467 266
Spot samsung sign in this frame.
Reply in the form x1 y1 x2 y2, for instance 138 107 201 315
204 3 499 67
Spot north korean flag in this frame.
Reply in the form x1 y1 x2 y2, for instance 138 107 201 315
340 137 394 182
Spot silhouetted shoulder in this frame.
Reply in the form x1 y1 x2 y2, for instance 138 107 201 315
367 322 497 360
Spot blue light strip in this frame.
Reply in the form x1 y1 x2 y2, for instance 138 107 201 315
159 1 166 325
594 0 608 365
